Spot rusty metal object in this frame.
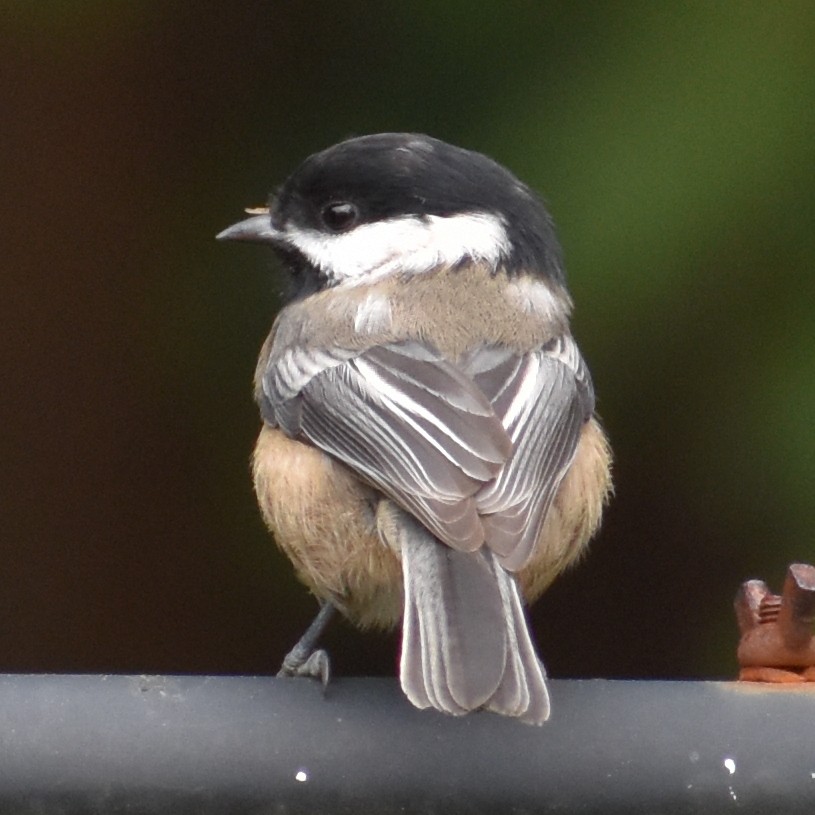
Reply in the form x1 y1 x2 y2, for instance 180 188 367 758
735 563 815 682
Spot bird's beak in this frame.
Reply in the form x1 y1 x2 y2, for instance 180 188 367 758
216 208 281 245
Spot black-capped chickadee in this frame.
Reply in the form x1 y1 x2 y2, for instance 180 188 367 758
218 133 612 724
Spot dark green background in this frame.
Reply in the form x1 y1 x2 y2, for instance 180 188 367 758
3 1 814 681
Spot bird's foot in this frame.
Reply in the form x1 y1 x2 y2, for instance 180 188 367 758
278 647 331 688
276 601 336 689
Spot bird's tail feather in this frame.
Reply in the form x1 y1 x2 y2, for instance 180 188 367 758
382 505 550 724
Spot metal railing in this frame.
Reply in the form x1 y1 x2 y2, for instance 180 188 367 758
0 674 813 813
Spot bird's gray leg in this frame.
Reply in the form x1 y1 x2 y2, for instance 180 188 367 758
277 601 336 687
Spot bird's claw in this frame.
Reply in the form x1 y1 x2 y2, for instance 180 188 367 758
278 647 331 689
276 602 336 690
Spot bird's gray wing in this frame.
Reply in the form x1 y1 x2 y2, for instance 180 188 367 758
258 340 513 552
464 335 594 571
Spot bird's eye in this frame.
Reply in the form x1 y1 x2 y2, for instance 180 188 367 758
320 201 359 232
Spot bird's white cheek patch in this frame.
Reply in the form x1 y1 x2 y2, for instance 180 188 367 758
283 212 509 284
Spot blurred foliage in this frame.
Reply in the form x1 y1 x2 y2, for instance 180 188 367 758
2 1 814 680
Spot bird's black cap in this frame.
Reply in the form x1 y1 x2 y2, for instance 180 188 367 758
271 133 565 282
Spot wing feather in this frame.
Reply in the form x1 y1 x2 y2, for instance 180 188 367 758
465 337 593 571
259 335 592 566
261 340 512 551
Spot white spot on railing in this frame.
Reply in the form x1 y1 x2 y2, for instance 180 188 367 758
295 769 308 783
723 757 738 802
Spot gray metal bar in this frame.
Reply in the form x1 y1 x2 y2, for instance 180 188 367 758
0 674 813 813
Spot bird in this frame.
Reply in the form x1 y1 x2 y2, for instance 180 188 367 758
217 133 612 724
